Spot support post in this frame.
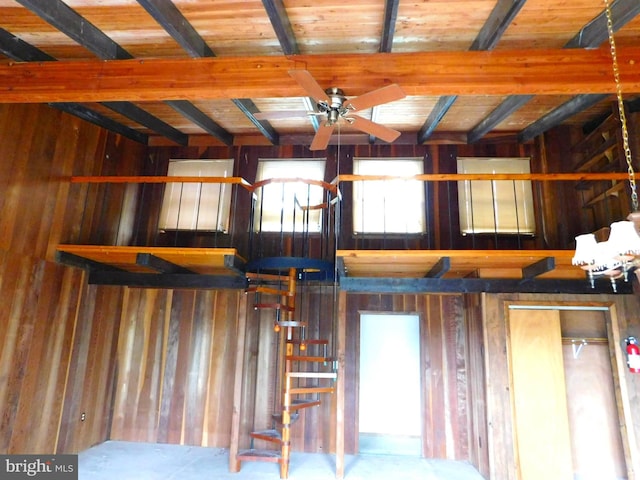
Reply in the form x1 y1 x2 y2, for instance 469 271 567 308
335 290 347 479
229 293 249 472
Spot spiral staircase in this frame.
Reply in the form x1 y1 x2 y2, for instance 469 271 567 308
234 265 337 478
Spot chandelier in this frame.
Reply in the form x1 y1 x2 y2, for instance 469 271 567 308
571 0 640 292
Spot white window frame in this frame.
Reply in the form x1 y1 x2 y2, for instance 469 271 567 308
352 157 426 235
457 157 536 235
158 159 234 232
253 158 327 233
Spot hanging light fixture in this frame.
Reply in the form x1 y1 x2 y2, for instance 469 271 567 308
572 0 640 292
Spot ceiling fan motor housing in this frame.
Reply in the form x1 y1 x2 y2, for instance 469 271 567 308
318 87 350 125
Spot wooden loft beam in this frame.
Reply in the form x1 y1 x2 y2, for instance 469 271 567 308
136 0 216 58
5 3 185 145
470 0 527 51
16 0 231 145
232 98 280 146
261 0 299 55
379 0 400 53
139 0 277 145
468 0 640 143
418 0 526 143
565 0 640 49
1 48 640 103
338 277 630 294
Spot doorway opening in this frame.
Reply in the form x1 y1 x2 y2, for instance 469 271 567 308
508 305 628 479
358 313 421 456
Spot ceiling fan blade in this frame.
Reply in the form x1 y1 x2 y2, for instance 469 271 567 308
344 84 406 111
254 110 314 120
289 70 330 104
309 123 335 150
349 115 401 143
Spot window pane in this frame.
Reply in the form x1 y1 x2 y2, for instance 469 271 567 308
352 158 425 234
159 159 234 232
254 159 326 232
457 157 535 235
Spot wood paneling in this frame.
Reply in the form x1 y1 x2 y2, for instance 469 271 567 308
110 288 241 447
0 103 145 454
483 293 640 480
464 294 489 476
342 293 474 459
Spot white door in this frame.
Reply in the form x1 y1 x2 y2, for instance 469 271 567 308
359 313 421 455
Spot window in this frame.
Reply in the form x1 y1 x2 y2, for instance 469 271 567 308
457 157 535 235
159 159 234 232
352 157 425 235
253 158 327 232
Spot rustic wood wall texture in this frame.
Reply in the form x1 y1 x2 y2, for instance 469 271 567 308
109 288 241 447
482 293 640 480
341 293 483 462
0 103 145 454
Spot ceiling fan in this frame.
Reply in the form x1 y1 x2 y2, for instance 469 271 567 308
255 70 406 150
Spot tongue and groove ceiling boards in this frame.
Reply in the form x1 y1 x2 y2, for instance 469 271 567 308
0 0 639 148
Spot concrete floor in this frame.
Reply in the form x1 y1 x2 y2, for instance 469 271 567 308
79 441 486 480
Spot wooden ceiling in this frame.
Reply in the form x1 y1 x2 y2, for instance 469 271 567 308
1 0 639 148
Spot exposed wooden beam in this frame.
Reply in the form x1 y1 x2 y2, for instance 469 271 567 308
565 0 640 49
1 48 639 103
0 27 153 144
55 250 126 273
136 0 215 58
3 7 186 145
139 1 276 146
380 0 400 53
15 0 132 60
101 101 188 146
470 0 527 50
339 276 630 294
471 0 640 142
425 257 451 278
467 95 533 143
148 131 470 147
0 27 55 61
420 0 526 141
518 94 608 143
51 102 148 144
223 255 247 278
231 99 279 145
418 95 457 144
165 100 233 146
522 257 555 279
17 0 231 145
136 253 195 274
261 0 299 55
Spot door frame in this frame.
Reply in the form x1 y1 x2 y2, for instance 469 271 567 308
355 310 424 455
505 302 635 480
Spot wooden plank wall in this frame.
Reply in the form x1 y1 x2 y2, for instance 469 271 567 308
482 293 640 480
0 103 145 454
464 293 489 476
342 292 476 460
109 288 242 446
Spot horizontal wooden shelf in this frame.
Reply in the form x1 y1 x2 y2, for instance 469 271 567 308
584 181 625 207
56 245 246 276
337 249 584 280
